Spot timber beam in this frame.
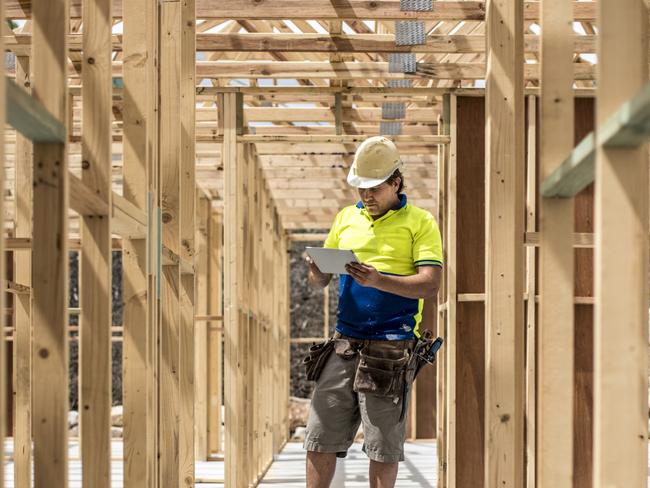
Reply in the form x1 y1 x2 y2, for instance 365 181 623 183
6 77 66 143
4 33 598 55
4 1 597 21
35 60 598 81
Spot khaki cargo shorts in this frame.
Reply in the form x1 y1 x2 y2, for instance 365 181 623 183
303 333 416 463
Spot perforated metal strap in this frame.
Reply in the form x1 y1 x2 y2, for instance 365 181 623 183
395 21 426 46
400 0 433 11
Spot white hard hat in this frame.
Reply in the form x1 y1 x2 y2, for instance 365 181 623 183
347 136 402 188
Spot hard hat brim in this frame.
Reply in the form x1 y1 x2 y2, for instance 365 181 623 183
347 172 393 189
346 161 402 188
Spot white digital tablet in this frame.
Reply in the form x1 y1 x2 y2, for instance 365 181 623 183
305 247 359 275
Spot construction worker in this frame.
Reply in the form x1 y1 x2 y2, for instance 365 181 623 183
303 136 443 488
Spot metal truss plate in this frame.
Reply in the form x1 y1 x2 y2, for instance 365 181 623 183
400 0 433 11
5 52 15 71
382 102 406 120
395 21 426 46
388 53 417 74
387 79 414 89
380 121 403 136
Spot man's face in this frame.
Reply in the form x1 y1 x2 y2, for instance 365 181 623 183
357 179 400 217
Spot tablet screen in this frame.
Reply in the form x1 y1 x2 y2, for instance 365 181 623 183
305 247 359 275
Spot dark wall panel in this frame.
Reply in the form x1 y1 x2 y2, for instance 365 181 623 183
455 96 486 488
573 97 595 488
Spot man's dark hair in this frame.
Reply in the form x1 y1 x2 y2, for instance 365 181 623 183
385 168 405 194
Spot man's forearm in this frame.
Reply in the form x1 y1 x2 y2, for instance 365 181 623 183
375 273 439 300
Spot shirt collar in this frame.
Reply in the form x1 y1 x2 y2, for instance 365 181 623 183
356 193 407 210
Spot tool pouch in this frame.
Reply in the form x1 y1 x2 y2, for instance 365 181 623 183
303 338 335 382
353 349 409 398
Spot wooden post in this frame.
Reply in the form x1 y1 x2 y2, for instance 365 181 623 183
32 0 70 485
524 95 538 488
12 54 32 488
146 1 160 483
485 0 525 485
207 209 223 456
436 106 448 488
538 0 575 486
159 2 182 485
179 0 197 484
122 0 157 484
223 91 244 487
194 195 210 460
80 0 113 484
444 94 458 488
594 1 648 486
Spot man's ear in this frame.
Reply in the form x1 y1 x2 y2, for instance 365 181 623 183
394 177 402 192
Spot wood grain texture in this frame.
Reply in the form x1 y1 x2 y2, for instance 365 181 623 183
12 54 32 488
159 3 182 486
4 0 597 20
484 0 525 484
121 0 153 484
80 0 113 485
537 0 575 485
179 0 197 484
31 0 69 486
594 0 648 483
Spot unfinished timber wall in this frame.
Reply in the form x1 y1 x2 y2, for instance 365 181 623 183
437 94 597 488
221 91 291 486
1 1 292 488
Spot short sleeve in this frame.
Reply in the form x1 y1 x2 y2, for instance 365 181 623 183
412 213 443 267
323 210 343 249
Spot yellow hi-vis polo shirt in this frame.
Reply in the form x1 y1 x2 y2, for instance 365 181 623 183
324 194 443 340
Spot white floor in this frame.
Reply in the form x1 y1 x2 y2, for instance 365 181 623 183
2 440 435 487
258 441 436 488
4 439 650 487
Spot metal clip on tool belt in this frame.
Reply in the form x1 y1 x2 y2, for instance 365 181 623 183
303 338 335 382
399 331 444 422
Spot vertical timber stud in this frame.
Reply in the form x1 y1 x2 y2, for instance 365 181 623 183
160 1 182 485
13 54 32 488
32 0 69 486
195 195 210 460
485 0 525 487
594 1 649 487
538 0 574 486
436 106 448 488
147 0 161 483
80 0 113 484
207 209 223 456
223 91 244 488
523 95 537 488
123 0 155 484
179 0 197 484
444 93 457 488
